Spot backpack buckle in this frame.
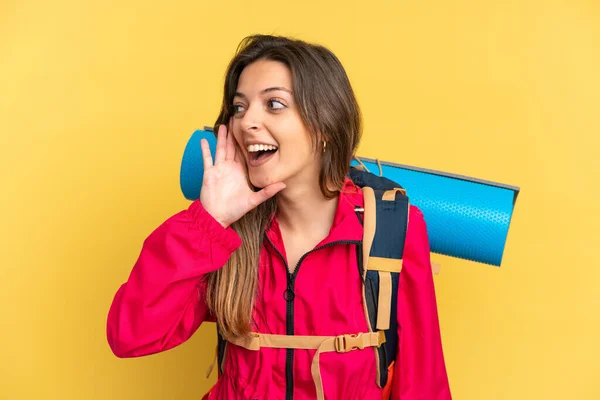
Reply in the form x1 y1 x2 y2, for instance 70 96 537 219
334 333 365 353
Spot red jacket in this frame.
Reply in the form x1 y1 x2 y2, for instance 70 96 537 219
107 179 451 399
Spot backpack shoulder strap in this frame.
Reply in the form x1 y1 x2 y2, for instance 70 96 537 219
360 185 409 391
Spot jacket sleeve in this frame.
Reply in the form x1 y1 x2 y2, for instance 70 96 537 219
106 199 242 358
391 205 452 399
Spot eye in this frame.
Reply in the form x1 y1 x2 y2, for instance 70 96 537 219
231 104 245 115
267 99 286 110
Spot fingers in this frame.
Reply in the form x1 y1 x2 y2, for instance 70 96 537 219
249 182 287 208
200 138 213 171
214 124 227 164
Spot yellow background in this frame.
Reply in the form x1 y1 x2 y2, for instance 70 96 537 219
2 0 599 399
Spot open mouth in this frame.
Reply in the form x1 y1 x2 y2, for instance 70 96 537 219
247 144 278 161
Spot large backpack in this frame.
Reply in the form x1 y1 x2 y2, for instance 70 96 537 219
208 165 413 400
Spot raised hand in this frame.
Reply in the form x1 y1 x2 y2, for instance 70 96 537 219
199 124 286 228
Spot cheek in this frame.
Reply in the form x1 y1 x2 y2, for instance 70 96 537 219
294 135 316 159
279 140 310 163
231 128 242 146
232 134 246 155
284 125 313 151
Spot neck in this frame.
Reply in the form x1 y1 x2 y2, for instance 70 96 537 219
276 179 338 235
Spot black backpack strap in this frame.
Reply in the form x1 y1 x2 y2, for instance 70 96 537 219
348 166 402 191
360 185 409 390
216 325 227 376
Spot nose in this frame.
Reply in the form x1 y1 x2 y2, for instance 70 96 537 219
239 102 263 133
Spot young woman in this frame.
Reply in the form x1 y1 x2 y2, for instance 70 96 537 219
107 34 451 400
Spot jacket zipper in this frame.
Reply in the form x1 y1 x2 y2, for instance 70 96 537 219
265 236 361 400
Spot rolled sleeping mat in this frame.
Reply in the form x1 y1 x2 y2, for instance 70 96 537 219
180 128 520 266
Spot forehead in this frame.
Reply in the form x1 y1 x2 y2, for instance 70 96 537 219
237 60 293 93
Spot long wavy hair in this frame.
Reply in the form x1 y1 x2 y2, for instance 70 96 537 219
205 34 362 340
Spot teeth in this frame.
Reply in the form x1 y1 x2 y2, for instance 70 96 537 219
247 144 277 152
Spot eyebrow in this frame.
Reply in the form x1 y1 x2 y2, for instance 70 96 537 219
234 87 292 99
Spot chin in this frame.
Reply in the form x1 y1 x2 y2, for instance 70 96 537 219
249 173 281 190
